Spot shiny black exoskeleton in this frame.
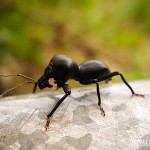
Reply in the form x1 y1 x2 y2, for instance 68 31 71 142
36 55 111 89
32 55 144 130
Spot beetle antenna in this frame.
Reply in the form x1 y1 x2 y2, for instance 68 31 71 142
0 74 37 82
0 81 37 97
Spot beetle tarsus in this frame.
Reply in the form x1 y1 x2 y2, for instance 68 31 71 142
133 93 149 98
45 118 50 131
100 107 105 117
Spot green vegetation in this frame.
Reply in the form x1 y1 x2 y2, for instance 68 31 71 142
0 0 150 95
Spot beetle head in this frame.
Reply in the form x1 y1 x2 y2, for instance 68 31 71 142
37 65 53 90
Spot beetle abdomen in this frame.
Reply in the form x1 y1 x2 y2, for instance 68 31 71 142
79 60 111 80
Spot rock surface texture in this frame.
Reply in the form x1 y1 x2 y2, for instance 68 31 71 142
0 80 150 150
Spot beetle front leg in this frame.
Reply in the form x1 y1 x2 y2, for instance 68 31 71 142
45 84 71 131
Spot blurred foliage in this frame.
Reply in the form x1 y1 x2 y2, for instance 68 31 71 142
0 0 150 95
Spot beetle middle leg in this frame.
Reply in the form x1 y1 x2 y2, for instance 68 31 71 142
45 84 71 131
95 81 105 117
80 79 105 117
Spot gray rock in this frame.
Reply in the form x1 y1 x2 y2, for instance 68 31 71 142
0 80 150 150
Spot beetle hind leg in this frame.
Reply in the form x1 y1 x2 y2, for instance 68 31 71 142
99 71 148 98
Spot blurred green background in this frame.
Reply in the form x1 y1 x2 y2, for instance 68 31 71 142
0 0 150 95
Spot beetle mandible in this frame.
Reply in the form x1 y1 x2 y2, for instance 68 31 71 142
0 55 147 130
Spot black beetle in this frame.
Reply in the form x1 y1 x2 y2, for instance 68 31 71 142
33 55 147 130
0 54 147 130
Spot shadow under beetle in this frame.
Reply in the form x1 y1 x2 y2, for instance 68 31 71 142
0 55 147 131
